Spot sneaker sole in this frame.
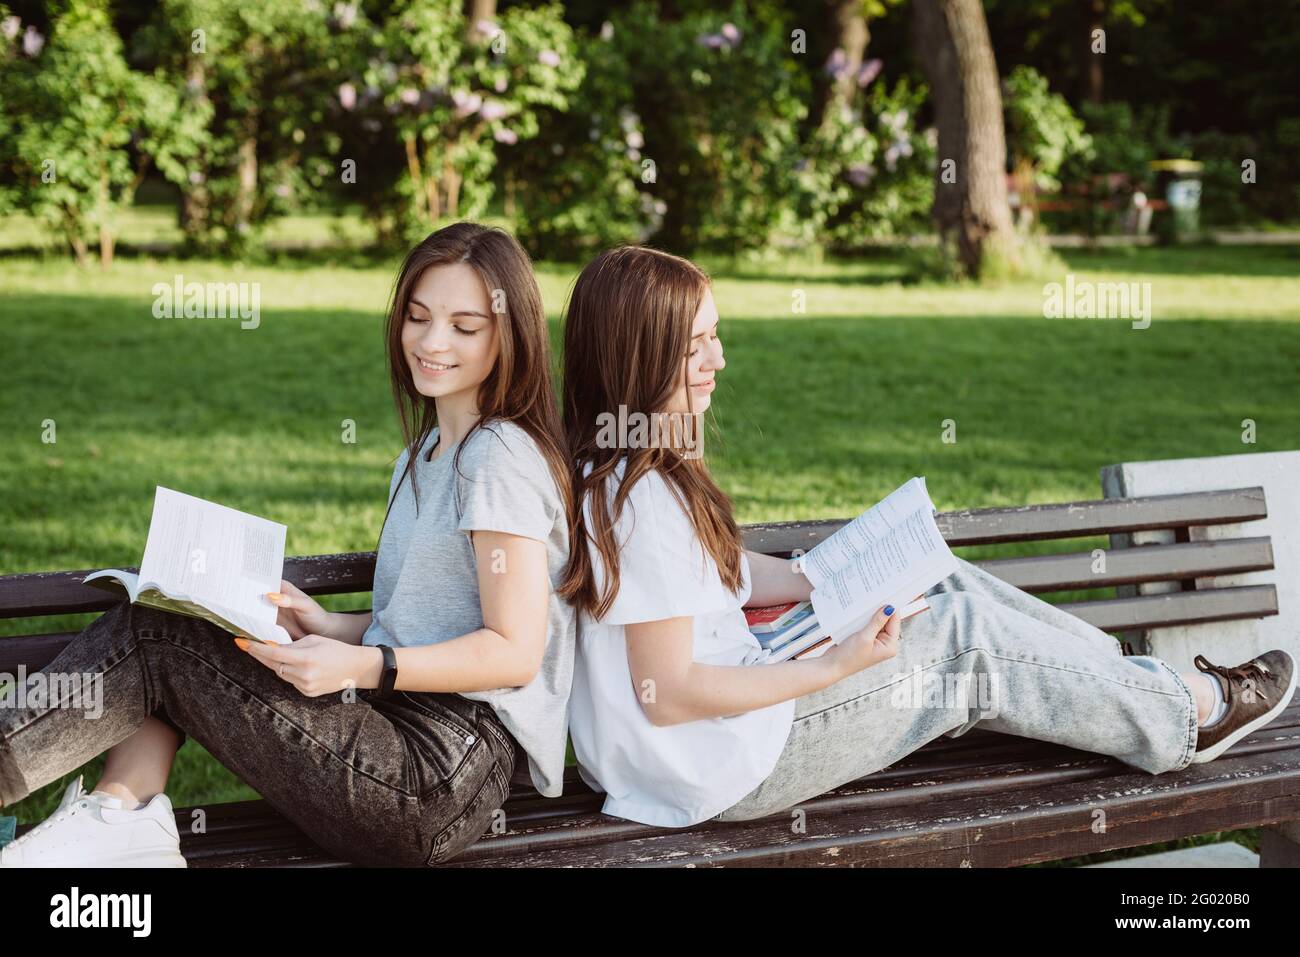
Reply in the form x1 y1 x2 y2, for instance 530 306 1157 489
89 847 188 868
1191 659 1298 764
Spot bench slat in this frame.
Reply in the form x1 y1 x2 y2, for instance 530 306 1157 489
161 701 1300 868
981 536 1274 593
1 582 1278 675
0 487 1267 618
743 486 1267 552
1059 584 1278 631
0 552 381 619
447 734 1300 868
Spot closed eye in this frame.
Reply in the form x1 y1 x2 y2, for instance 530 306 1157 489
689 332 719 356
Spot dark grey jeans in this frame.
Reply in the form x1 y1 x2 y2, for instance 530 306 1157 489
0 599 517 866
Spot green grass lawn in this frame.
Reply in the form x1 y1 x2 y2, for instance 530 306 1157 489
2 238 1298 865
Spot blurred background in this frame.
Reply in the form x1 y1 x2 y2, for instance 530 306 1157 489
2 0 1299 260
1 1 1298 862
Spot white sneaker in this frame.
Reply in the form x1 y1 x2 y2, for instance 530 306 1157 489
0 775 187 867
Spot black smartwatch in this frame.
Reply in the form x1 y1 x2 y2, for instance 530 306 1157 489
374 644 398 699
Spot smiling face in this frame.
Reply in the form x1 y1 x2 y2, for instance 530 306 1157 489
663 286 723 415
400 261 501 401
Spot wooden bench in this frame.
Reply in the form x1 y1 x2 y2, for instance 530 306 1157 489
4 485 1298 867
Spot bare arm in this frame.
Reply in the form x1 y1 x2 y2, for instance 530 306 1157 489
743 549 813 606
252 530 551 696
625 603 900 726
324 610 372 645
380 529 550 692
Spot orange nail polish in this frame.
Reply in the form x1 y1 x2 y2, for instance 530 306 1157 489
234 638 250 651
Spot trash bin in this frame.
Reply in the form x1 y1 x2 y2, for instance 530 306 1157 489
1149 159 1203 244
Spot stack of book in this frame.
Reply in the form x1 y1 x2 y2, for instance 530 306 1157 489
744 600 833 662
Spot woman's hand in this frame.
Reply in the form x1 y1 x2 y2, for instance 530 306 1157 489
821 604 902 681
266 579 337 641
237 634 379 697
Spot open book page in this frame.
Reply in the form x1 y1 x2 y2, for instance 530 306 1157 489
135 487 290 644
82 569 142 601
801 478 957 641
798 477 936 591
81 570 286 645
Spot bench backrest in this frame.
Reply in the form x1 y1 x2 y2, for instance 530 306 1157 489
0 486 1275 674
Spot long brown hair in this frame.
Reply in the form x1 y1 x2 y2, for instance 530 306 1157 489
557 245 744 618
377 222 569 545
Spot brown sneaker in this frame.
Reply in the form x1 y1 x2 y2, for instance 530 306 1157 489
1191 650 1296 764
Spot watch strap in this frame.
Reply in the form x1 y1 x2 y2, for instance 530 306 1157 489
375 644 398 699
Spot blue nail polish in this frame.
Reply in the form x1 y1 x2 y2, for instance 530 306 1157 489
884 604 894 616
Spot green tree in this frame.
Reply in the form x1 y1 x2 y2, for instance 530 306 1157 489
0 0 205 266
135 0 356 254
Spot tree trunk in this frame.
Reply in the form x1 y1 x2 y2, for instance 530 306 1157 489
466 0 496 41
180 52 211 242
97 165 114 269
913 0 1018 277
1083 0 1105 103
233 120 258 237
810 0 870 132
99 223 114 269
443 153 462 219
64 212 90 268
404 134 429 222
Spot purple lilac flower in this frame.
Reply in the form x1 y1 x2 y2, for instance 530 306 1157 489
479 100 508 121
338 83 357 110
857 58 882 88
452 90 482 118
538 49 561 67
494 128 518 145
847 163 874 187
2 16 20 41
825 48 846 79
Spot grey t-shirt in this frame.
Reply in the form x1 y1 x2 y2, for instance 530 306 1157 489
361 419 575 798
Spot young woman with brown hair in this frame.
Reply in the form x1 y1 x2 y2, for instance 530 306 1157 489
1 222 575 866
559 244 1295 829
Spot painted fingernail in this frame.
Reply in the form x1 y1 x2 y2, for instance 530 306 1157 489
234 638 250 651
267 592 284 603
883 605 895 616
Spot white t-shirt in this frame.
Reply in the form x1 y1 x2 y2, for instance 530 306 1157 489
569 461 795 827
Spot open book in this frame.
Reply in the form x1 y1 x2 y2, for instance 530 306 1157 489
83 487 291 645
795 476 957 645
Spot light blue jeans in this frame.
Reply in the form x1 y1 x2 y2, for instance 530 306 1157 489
716 555 1199 821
